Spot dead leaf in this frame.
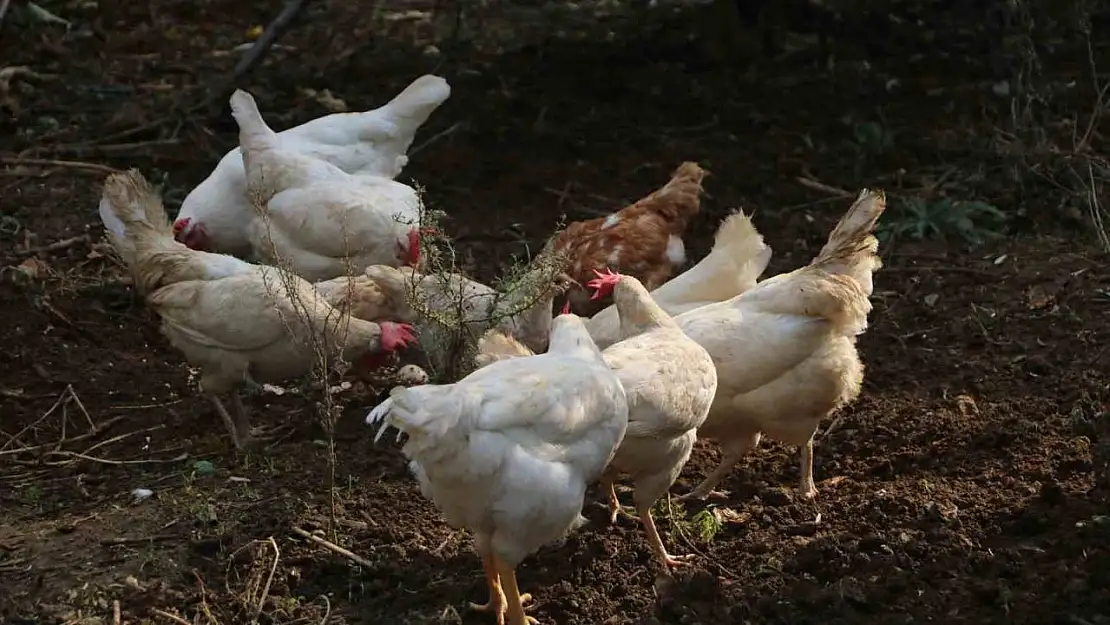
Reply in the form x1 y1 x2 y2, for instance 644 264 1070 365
1025 285 1055 310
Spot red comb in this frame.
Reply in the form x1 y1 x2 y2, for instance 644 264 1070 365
585 268 621 301
560 299 571 315
173 217 190 233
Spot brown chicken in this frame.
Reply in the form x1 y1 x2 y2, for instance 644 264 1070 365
549 162 707 316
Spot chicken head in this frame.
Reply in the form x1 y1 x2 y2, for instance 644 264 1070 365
357 321 418 372
173 217 210 250
587 267 622 300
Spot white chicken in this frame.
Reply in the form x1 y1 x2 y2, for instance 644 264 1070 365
175 74 450 256
585 210 771 350
229 89 425 281
586 269 718 570
366 313 628 625
673 190 884 500
99 169 417 450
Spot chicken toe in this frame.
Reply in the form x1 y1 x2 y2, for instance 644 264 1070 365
601 477 637 524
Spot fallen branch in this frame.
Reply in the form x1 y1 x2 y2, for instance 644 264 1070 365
12 235 90 258
203 0 311 111
0 157 117 176
291 526 374 568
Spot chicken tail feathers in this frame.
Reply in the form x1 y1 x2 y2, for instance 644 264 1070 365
378 75 452 136
229 89 279 151
99 169 181 286
366 385 472 461
644 161 708 222
810 189 886 297
99 169 174 247
657 210 770 306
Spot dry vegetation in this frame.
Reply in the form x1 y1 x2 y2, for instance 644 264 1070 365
1 1 1109 624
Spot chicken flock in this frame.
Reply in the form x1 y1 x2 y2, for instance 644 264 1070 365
96 73 885 625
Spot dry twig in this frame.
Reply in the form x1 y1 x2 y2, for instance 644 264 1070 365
11 235 90 258
291 526 375 568
0 157 117 176
150 608 192 625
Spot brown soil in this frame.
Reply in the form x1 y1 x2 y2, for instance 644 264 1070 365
2 2 1109 624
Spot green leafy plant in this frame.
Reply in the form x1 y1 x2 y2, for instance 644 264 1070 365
690 507 724 543
879 196 1010 246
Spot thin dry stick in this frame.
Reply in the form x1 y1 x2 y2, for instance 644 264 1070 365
102 535 181 546
112 600 121 625
0 415 126 457
150 608 192 625
796 176 852 197
67 386 97 432
409 121 464 157
291 527 374 568
316 595 332 625
0 386 70 453
253 537 281 625
0 157 118 175
42 450 188 466
11 235 90 258
80 424 165 456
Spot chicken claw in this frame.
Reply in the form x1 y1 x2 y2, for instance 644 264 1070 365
379 321 416 351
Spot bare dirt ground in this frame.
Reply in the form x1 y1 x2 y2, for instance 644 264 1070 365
2 2 1109 624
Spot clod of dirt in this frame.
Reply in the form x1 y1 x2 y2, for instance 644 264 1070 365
757 486 794 506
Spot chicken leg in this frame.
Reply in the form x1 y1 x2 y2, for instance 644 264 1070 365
493 555 537 625
638 504 694 569
468 536 506 617
681 431 761 501
600 474 636 524
209 395 249 450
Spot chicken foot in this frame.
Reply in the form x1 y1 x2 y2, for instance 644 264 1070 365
601 475 637 523
639 504 695 569
493 555 538 625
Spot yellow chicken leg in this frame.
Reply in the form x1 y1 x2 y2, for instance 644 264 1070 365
468 541 506 617
494 555 538 625
601 474 637 523
639 505 695 569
